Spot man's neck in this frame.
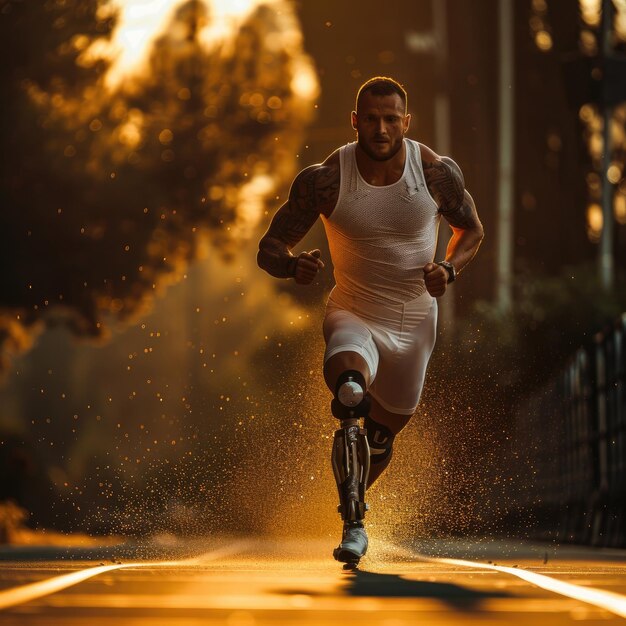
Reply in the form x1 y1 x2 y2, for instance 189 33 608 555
354 140 406 187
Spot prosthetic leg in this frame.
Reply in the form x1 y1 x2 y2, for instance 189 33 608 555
331 370 371 569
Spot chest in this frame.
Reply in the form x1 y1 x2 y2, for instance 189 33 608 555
329 183 439 239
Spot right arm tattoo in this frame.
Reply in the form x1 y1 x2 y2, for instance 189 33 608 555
257 164 339 278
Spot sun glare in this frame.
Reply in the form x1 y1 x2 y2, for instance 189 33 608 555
290 61 319 100
198 0 272 50
86 0 271 90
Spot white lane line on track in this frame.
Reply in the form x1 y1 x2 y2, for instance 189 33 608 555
0 540 249 611
383 543 626 619
432 556 626 619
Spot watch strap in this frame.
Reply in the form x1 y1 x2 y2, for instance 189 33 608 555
436 260 456 283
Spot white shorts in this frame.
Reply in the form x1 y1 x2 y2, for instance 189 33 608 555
323 288 437 416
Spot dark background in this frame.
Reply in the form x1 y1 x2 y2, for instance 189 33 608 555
0 0 625 540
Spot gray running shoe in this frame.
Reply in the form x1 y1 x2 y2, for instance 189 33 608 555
333 523 368 565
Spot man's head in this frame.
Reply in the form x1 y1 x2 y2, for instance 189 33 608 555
355 77 408 115
352 77 410 162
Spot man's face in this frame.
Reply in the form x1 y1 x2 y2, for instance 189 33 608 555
352 92 410 162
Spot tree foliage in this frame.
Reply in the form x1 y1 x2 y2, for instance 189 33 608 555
0 0 317 371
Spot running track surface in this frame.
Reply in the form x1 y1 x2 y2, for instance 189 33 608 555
1 536 625 625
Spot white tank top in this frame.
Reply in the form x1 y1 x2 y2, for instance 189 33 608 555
321 139 440 306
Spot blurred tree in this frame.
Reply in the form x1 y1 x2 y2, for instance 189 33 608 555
0 0 317 372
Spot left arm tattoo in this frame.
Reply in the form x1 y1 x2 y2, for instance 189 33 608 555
423 157 464 214
441 189 480 230
423 156 480 230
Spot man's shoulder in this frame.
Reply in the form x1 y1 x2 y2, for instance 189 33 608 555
318 149 341 179
290 150 341 216
416 142 463 177
293 150 340 187
418 143 465 212
413 141 439 166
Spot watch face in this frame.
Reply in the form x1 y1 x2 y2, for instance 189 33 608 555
438 261 456 283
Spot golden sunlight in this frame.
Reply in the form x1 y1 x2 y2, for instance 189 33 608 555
579 0 601 28
615 192 626 224
198 0 271 50
290 60 319 100
615 0 626 40
586 202 603 242
84 0 271 90
579 0 626 42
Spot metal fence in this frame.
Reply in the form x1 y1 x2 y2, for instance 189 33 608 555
514 312 626 548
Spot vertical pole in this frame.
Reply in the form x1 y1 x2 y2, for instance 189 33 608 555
497 0 514 312
600 0 614 290
432 0 451 158
432 0 455 328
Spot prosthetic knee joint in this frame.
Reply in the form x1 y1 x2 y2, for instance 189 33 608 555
331 370 370 523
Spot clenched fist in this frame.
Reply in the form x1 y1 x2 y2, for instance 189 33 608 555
294 249 325 285
423 262 449 297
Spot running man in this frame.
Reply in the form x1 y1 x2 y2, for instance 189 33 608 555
257 77 484 566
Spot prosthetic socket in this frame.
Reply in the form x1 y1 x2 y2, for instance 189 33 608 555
331 370 370 523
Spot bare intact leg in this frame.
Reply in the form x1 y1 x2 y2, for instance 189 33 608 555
367 397 413 487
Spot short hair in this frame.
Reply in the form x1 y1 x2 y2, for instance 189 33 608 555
355 77 408 114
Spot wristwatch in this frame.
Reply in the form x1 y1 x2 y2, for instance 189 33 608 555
436 260 457 283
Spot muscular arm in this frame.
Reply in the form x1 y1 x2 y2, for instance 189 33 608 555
442 187 484 272
257 159 339 279
421 147 484 275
